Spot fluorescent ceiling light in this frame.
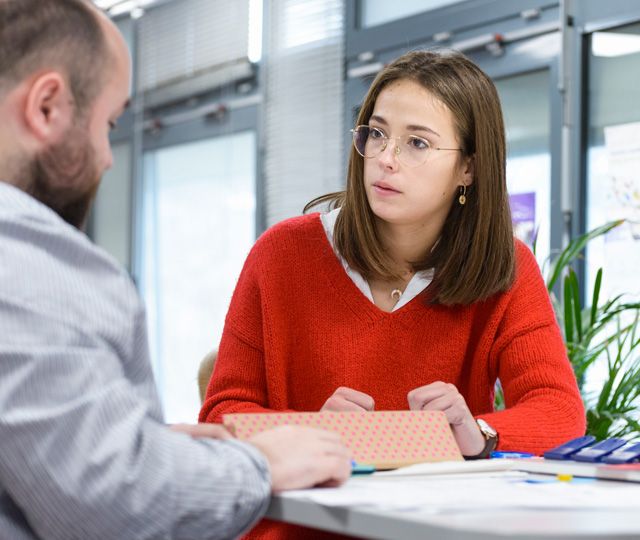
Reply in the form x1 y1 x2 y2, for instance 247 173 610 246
592 31 640 58
94 0 125 8
248 0 263 63
93 0 157 17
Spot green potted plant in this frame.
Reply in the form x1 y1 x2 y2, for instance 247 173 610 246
546 220 640 440
494 221 640 441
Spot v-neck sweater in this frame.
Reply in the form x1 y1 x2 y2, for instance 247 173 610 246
201 211 584 447
200 212 584 540
319 207 434 310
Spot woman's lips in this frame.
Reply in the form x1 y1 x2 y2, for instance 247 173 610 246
373 181 402 195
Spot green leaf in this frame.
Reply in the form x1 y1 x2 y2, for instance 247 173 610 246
547 220 623 292
563 274 574 344
569 270 583 343
590 269 602 327
544 219 640 441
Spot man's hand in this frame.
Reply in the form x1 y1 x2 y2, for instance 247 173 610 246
248 425 352 491
320 386 375 412
170 423 234 440
407 381 485 456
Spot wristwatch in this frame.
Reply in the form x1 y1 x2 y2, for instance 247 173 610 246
464 418 498 460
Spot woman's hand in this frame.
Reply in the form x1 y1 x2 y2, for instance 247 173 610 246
320 386 375 412
407 381 485 456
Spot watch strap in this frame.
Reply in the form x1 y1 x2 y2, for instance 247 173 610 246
464 419 498 460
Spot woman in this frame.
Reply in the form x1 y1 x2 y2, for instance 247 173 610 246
200 50 585 540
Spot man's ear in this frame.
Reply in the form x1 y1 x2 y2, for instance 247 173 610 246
23 72 74 143
461 154 475 186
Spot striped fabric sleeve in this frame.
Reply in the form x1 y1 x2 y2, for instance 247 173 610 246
0 297 271 540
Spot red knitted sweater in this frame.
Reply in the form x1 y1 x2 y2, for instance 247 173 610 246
200 213 585 540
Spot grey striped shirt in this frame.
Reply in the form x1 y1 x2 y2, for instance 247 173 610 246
0 181 270 540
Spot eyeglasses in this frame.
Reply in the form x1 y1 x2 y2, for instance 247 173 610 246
351 125 462 168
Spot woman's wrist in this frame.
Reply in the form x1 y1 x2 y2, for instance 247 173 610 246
451 417 486 456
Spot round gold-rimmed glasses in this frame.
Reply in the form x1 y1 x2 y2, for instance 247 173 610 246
351 125 462 168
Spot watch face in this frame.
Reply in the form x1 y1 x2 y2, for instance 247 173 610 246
465 419 499 459
477 419 497 438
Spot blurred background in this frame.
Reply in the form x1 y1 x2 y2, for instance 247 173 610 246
90 0 640 423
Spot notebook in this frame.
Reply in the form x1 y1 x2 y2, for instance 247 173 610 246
513 459 640 483
223 410 463 469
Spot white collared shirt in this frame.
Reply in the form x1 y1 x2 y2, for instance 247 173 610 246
320 208 433 311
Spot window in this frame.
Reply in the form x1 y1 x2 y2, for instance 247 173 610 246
140 132 256 423
496 70 551 267
91 143 132 271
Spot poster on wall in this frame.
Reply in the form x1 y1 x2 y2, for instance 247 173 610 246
510 192 536 248
506 154 550 268
599 121 640 298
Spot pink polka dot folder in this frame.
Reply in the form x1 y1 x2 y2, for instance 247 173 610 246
223 410 463 469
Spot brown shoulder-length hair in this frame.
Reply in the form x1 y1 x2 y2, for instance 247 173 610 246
305 49 515 306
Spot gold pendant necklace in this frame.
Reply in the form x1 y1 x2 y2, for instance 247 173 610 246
389 268 414 303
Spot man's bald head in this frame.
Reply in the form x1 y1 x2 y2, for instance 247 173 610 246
0 0 111 112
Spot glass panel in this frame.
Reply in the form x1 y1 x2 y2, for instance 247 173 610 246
140 132 256 423
92 143 132 270
586 22 640 302
495 70 551 267
584 23 640 402
359 0 466 28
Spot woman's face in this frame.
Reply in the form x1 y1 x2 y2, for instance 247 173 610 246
363 78 472 231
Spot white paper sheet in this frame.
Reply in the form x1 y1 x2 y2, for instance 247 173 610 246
279 474 640 513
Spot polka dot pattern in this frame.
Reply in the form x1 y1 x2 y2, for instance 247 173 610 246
223 410 463 469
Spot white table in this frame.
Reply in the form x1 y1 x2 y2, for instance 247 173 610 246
266 471 640 539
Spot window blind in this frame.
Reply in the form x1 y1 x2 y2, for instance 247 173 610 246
263 0 345 227
138 0 250 93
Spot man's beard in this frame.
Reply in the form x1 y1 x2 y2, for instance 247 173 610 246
26 120 101 230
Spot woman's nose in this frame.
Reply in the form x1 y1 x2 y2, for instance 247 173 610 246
378 138 400 168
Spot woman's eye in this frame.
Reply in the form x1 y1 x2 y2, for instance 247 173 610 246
369 128 385 139
409 136 429 150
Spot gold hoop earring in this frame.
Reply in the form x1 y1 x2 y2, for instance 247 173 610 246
458 185 467 206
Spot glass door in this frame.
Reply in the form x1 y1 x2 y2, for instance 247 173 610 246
586 22 640 301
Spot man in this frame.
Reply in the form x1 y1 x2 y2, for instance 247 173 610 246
0 1 351 539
